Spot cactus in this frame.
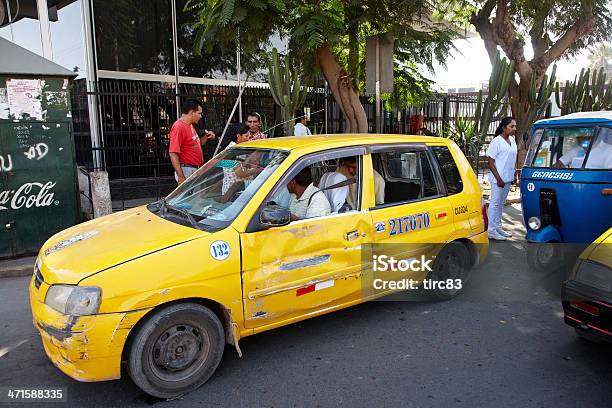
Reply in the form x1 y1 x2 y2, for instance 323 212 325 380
267 48 308 136
474 50 515 142
447 50 513 170
515 65 557 148
555 67 612 115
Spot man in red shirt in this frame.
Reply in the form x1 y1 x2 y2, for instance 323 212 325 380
169 99 215 184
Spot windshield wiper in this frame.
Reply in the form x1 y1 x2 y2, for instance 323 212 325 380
158 198 202 230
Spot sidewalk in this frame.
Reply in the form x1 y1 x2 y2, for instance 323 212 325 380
478 172 522 205
0 255 36 279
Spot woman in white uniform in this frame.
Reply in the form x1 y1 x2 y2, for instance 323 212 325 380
486 117 517 241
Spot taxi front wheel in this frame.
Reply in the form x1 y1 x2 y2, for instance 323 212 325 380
127 303 225 399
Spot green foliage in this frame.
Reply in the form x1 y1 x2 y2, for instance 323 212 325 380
187 0 459 108
446 50 514 168
587 44 612 74
474 50 515 141
267 48 309 136
555 67 612 115
447 114 480 167
439 1 612 60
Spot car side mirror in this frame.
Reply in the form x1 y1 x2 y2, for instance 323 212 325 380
260 205 291 228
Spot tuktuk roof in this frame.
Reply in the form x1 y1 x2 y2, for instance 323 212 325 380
534 111 612 127
0 37 77 77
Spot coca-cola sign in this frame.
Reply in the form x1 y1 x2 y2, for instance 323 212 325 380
0 181 57 211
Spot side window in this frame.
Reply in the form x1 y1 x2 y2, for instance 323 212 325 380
372 150 439 206
431 146 463 195
266 154 363 222
585 127 612 169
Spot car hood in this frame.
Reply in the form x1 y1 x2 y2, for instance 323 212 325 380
583 227 612 267
38 206 209 285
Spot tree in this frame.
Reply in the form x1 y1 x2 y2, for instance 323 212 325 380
445 0 612 146
587 43 612 75
187 0 457 132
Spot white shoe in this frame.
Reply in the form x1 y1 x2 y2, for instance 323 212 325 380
497 228 512 238
488 230 507 241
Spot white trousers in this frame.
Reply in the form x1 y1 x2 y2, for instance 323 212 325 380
488 182 511 233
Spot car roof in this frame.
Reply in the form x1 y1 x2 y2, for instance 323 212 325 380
534 111 612 127
236 134 447 152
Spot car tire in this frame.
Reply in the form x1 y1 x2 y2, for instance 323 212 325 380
127 303 225 399
426 242 470 300
526 242 564 272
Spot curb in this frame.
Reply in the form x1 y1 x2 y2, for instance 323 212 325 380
0 268 33 279
0 256 36 279
505 197 522 205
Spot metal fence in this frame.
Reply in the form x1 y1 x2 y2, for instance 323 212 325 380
70 79 510 210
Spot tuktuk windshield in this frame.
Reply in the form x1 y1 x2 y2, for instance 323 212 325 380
151 147 289 230
526 126 612 170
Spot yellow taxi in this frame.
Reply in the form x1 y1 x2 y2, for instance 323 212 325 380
562 227 612 342
30 135 488 398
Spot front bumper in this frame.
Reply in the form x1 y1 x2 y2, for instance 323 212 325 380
29 277 151 382
562 280 612 342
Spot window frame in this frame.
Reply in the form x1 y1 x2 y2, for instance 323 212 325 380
526 126 610 170
430 145 463 196
370 145 446 210
246 146 367 233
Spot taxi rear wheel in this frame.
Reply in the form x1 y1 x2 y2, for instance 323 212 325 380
127 303 225 399
427 242 470 300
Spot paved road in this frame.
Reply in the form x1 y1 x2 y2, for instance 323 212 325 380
1 205 610 408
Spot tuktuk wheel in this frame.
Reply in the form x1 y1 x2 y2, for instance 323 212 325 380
526 242 564 273
127 303 225 399
426 242 471 300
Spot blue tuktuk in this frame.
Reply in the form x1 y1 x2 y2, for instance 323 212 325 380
520 111 612 270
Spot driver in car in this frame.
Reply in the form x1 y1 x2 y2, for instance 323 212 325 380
555 131 612 169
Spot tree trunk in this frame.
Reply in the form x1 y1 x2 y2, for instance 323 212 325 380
316 44 368 133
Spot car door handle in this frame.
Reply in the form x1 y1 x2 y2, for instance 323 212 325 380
344 230 360 241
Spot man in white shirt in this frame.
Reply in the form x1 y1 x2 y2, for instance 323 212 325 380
287 168 331 220
555 131 612 169
319 156 385 212
294 109 312 136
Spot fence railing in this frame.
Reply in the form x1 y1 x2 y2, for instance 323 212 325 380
70 79 512 209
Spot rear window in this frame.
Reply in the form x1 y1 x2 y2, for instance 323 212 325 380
431 146 463 195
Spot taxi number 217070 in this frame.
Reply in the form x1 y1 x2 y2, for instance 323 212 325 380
388 212 430 236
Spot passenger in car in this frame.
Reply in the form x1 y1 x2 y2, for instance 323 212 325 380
287 167 331 220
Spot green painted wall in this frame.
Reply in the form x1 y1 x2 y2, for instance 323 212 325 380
0 75 80 258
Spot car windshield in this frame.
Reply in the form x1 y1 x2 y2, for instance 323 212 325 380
150 147 289 230
527 127 598 169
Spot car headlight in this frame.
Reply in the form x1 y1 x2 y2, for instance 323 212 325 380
574 260 612 292
45 285 102 316
528 216 542 231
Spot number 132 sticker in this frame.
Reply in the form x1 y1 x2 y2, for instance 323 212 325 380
210 240 230 260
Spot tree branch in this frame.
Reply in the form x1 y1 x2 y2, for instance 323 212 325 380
537 14 597 67
529 3 552 59
470 0 497 62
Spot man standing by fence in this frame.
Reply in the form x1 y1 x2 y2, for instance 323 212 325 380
245 112 267 140
169 99 216 184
